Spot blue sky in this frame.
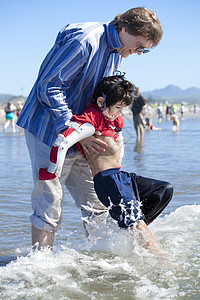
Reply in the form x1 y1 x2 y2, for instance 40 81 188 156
1 0 200 96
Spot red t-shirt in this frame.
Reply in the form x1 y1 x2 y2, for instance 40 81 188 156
63 103 123 157
72 103 123 139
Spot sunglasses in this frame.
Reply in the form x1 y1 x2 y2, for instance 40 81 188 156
136 47 150 54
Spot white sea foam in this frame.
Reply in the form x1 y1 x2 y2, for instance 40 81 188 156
0 204 200 300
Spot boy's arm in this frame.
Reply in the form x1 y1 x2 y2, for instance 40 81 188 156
39 122 95 180
72 107 108 155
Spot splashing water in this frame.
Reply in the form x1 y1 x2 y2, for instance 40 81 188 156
0 204 200 300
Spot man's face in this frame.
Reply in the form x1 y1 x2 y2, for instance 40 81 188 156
117 27 152 58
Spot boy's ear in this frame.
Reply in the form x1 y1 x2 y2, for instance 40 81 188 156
97 97 105 108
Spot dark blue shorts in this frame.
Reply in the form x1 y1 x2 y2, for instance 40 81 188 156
93 168 173 228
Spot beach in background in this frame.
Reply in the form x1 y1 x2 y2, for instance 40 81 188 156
0 102 198 128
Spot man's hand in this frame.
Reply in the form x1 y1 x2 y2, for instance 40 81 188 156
79 131 108 155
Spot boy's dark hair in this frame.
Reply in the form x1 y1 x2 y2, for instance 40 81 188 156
92 75 136 107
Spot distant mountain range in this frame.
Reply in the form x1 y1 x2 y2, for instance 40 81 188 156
0 94 15 104
0 84 200 105
142 85 200 103
0 94 26 106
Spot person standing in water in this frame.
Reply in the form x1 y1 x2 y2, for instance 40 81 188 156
4 102 16 133
131 87 147 142
17 7 163 249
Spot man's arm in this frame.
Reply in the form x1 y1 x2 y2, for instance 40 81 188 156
36 39 88 134
79 131 108 155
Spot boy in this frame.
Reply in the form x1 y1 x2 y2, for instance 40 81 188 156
39 75 173 253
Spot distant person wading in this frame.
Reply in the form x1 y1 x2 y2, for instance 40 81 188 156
4 102 16 133
131 87 147 142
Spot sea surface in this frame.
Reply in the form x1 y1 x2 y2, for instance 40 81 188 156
0 117 199 300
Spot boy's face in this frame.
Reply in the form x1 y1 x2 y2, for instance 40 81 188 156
103 101 126 121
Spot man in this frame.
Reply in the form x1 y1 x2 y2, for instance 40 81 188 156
17 7 163 249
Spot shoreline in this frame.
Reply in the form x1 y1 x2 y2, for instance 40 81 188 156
0 108 198 127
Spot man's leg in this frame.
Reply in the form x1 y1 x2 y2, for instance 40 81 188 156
25 130 68 249
63 153 108 233
32 225 55 250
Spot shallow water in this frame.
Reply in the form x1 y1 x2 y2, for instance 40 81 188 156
0 117 199 299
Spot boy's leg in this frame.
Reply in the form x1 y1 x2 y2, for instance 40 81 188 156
93 169 144 228
134 174 173 224
135 220 162 254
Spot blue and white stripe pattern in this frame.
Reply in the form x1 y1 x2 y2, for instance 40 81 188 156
17 21 123 147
